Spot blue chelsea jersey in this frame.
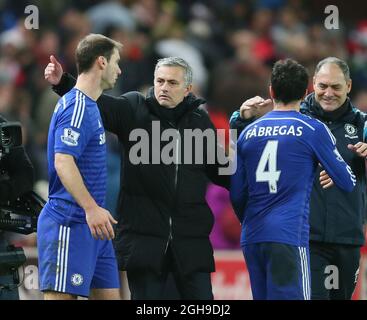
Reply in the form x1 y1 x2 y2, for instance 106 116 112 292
46 88 107 224
231 110 356 247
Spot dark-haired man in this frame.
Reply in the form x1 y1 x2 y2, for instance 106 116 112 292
38 34 122 300
230 59 356 300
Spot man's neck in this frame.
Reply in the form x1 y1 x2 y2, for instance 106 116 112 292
273 100 300 112
75 72 103 101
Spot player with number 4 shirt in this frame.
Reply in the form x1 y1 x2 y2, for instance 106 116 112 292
230 59 356 300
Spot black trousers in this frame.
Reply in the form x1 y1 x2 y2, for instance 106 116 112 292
310 241 361 300
126 245 213 300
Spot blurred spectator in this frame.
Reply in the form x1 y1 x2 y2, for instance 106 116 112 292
271 7 308 60
256 0 286 10
349 21 367 94
131 0 159 30
354 89 367 112
209 29 271 117
86 0 136 33
103 25 156 95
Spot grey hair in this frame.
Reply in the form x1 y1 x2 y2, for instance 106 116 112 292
314 57 350 81
154 57 193 87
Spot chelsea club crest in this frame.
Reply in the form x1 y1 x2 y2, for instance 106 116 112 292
71 273 83 286
344 123 358 139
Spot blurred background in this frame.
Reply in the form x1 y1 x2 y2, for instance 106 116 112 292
1 0 367 299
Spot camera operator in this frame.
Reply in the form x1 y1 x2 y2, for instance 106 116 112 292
0 114 34 300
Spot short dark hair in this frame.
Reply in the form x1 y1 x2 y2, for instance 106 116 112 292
75 34 122 74
271 59 309 104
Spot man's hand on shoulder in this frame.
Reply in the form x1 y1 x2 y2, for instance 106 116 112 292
239 96 273 119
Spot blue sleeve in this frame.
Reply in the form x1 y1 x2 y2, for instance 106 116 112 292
54 102 92 159
230 138 248 223
312 122 356 192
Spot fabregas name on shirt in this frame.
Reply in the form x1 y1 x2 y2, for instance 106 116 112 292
245 125 303 140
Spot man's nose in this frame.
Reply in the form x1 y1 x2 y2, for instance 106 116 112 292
161 82 169 91
324 87 334 97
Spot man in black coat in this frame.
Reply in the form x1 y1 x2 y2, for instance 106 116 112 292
45 56 230 299
230 57 367 300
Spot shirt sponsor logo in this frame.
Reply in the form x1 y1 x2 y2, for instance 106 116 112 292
61 128 80 146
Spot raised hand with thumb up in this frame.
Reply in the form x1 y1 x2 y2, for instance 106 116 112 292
44 55 63 85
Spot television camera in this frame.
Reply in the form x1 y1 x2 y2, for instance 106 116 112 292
0 121 44 298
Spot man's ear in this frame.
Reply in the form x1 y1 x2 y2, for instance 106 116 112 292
184 84 193 96
347 79 352 94
97 56 107 70
269 85 274 99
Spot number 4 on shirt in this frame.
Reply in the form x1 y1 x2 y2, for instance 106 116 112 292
256 140 281 194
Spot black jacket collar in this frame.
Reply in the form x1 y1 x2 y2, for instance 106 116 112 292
302 93 353 121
